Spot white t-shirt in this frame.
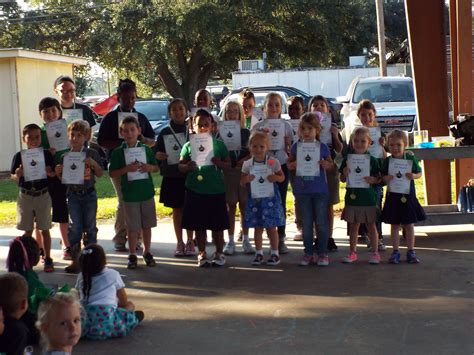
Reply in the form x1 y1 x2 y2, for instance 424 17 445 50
251 119 294 164
75 267 125 307
241 155 282 174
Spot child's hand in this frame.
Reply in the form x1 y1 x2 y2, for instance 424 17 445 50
243 174 255 184
382 175 394 184
155 151 168 161
342 166 350 177
364 176 378 185
49 147 56 155
139 163 157 173
126 161 141 172
260 127 270 134
379 136 386 146
405 172 416 180
55 164 63 176
330 126 339 137
15 165 23 179
211 156 222 167
187 161 198 172
286 159 296 170
267 174 279 183
320 159 332 171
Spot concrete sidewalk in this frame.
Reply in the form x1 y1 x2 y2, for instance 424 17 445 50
0 219 473 354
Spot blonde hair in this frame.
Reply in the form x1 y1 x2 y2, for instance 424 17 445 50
36 290 82 348
351 126 372 145
249 131 269 149
263 92 282 118
299 112 321 141
387 129 408 147
223 101 245 128
68 119 90 136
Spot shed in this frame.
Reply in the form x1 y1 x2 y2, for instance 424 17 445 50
0 48 87 171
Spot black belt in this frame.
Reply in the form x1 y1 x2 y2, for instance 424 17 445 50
68 186 95 195
20 187 48 197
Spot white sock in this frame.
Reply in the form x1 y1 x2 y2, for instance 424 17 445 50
256 249 263 256
271 249 279 256
228 235 234 243
243 234 250 242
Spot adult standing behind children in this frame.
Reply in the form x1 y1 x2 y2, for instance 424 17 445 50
53 75 97 128
97 79 155 252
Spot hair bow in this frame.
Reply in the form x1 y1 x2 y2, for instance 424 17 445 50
82 248 93 255
29 284 71 314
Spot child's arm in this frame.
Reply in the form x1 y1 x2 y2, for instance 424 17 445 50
382 174 394 184
155 151 168 161
211 156 231 169
109 161 141 178
379 136 388 158
116 288 135 311
320 155 334 171
331 126 343 154
139 161 159 174
178 158 197 173
364 175 381 185
89 157 104 178
268 169 285 183
406 171 422 180
54 164 63 178
11 165 23 183
286 154 296 170
240 172 255 186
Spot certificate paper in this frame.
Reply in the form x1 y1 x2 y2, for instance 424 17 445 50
62 109 83 124
190 133 213 167
118 112 138 138
388 158 413 194
45 120 70 151
296 142 321 177
319 113 332 145
264 119 284 151
21 148 46 182
368 127 383 158
249 165 274 199
164 133 186 165
218 120 241 151
250 109 264 129
347 154 370 188
288 119 300 141
124 146 148 181
62 152 86 185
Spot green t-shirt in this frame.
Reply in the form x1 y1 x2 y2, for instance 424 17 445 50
340 154 381 206
40 121 70 164
109 141 157 202
181 138 229 194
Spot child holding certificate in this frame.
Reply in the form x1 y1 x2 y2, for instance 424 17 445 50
239 89 261 130
241 131 285 266
220 101 253 256
339 127 382 264
287 113 333 266
251 93 294 254
381 130 426 264
54 120 104 273
155 99 195 257
10 123 55 272
179 109 230 267
109 117 159 270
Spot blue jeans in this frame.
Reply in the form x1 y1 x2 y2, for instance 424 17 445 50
67 189 98 248
297 193 329 256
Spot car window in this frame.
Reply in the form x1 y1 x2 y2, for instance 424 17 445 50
352 82 415 103
135 101 169 121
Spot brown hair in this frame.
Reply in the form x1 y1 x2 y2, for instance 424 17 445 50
194 89 212 106
22 123 42 138
308 95 330 112
223 101 245 128
68 119 90 136
54 75 75 89
238 89 256 105
119 116 140 130
79 244 107 303
287 96 305 110
357 99 376 117
387 129 408 147
168 98 189 115
299 112 321 141
0 272 28 316
38 97 61 113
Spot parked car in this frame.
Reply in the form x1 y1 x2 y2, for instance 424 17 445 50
337 76 417 142
221 86 341 124
219 91 290 119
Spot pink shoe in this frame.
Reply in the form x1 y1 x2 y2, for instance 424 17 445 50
342 251 358 264
185 240 196 256
174 242 185 257
369 252 381 265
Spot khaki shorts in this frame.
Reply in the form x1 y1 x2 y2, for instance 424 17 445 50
341 205 378 224
124 198 157 232
17 190 52 231
224 168 248 206
327 164 341 205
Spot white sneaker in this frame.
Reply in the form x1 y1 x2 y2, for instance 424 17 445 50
242 239 255 254
293 229 303 241
223 241 236 255
197 253 210 267
212 253 226 266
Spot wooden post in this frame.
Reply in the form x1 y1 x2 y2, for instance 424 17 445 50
449 0 458 120
455 0 474 191
405 0 451 204
375 0 387 76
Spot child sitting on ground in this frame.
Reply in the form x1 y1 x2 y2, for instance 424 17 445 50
76 244 143 340
0 273 29 355
36 290 82 355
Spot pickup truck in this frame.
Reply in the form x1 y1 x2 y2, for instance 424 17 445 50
337 76 417 142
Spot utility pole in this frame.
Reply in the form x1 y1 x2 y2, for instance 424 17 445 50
375 0 387 76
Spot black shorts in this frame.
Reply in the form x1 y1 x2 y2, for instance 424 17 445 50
159 176 186 208
182 189 229 231
49 177 69 223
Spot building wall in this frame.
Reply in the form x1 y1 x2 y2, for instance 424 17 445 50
16 58 73 138
0 58 20 171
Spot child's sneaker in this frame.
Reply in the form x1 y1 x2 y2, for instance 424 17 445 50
127 255 138 269
251 253 264 266
293 229 303 241
62 247 72 260
223 240 236 255
242 239 255 254
266 254 281 266
388 250 401 264
43 257 54 273
406 250 420 264
299 254 315 266
174 242 185 257
143 252 156 267
211 253 226 267
342 251 358 264
369 252 381 265
327 237 338 252
378 240 386 251
278 240 289 254
197 252 210 267
185 240 196 256
317 254 329 267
